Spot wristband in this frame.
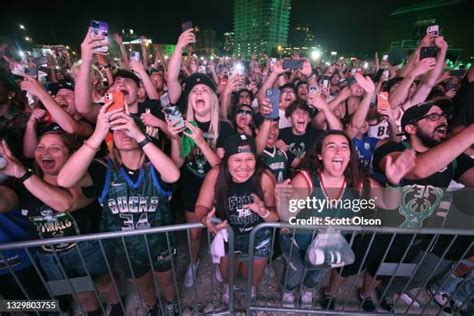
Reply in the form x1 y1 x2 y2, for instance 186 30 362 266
261 209 271 219
138 136 152 149
385 181 401 188
18 168 34 183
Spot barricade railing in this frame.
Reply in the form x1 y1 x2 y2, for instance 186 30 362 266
245 223 474 315
0 222 235 315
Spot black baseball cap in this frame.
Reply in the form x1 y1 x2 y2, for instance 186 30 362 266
183 73 217 96
113 69 140 87
223 134 257 158
401 100 452 133
46 81 74 96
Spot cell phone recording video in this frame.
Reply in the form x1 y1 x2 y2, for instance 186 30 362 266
131 51 140 62
265 88 280 120
164 106 185 129
420 46 438 59
104 92 125 113
377 92 391 112
181 21 193 32
282 59 303 70
426 25 439 37
90 20 109 53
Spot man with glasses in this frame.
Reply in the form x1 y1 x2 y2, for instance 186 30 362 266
364 100 474 312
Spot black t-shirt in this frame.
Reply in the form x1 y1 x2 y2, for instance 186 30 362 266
134 99 169 151
178 120 235 210
452 76 474 126
14 178 102 252
278 126 324 166
372 141 474 228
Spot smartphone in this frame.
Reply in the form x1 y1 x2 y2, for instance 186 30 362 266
309 85 318 94
445 82 457 91
130 51 140 62
164 106 185 128
265 88 280 119
420 46 438 59
90 20 109 53
382 54 389 61
25 67 39 78
160 92 171 107
282 59 303 70
104 92 125 113
322 76 331 89
450 69 466 78
377 92 391 111
181 21 193 32
198 65 206 74
426 25 439 37
382 69 390 81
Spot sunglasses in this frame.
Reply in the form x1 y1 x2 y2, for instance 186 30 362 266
236 109 253 116
415 113 451 122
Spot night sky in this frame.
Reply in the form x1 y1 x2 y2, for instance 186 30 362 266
1 0 473 58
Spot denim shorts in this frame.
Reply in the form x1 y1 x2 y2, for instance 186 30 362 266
37 241 110 281
225 228 272 259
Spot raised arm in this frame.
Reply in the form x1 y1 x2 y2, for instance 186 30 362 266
257 60 286 100
309 92 343 131
23 109 45 158
220 74 240 119
256 118 272 155
167 29 195 104
113 33 129 68
76 28 107 121
21 76 93 137
129 60 159 100
345 74 375 138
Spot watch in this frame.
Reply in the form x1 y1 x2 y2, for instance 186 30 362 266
138 136 152 148
18 168 34 183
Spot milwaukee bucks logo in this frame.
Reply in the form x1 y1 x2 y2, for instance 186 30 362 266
398 184 443 228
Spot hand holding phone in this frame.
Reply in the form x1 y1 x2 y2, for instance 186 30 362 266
130 51 140 62
420 47 438 59
90 20 109 53
181 21 193 32
282 59 303 70
264 88 281 119
164 106 185 129
377 92 391 111
104 92 125 113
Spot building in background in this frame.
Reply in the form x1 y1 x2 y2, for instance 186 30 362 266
223 32 235 55
194 27 216 55
234 0 291 57
288 24 315 48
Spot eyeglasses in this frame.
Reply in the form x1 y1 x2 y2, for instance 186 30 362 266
282 90 296 95
416 113 451 122
236 109 253 116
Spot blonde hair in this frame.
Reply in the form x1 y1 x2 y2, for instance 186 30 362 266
186 87 220 149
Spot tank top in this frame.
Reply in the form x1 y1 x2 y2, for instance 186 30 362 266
98 162 174 263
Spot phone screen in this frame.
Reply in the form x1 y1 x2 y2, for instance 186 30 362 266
426 25 439 36
90 20 109 53
282 59 303 70
377 92 390 111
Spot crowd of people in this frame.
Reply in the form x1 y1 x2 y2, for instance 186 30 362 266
0 22 473 316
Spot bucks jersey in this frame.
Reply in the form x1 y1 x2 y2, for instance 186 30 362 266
98 162 175 265
261 146 289 183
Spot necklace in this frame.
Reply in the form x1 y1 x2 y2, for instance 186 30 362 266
318 172 346 200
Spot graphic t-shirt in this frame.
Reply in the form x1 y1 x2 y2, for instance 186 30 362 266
373 141 474 228
278 127 324 166
16 181 102 252
261 146 289 183
353 136 379 169
225 177 264 235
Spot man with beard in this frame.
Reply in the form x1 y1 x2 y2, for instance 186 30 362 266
362 101 474 312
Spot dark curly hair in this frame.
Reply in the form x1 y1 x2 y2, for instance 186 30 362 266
301 130 369 191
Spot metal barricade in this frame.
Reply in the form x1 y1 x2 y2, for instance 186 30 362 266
245 223 474 315
0 223 235 315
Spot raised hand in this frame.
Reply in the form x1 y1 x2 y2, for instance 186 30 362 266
0 140 26 178
411 58 436 77
109 113 144 141
176 29 195 51
183 121 205 146
354 73 375 95
81 28 108 62
20 75 46 97
384 149 416 185
434 36 448 51
113 33 123 45
28 108 47 125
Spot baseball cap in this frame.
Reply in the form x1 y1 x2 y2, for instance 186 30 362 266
400 100 452 134
183 73 217 96
223 134 257 158
46 81 74 96
280 83 296 94
113 69 140 87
